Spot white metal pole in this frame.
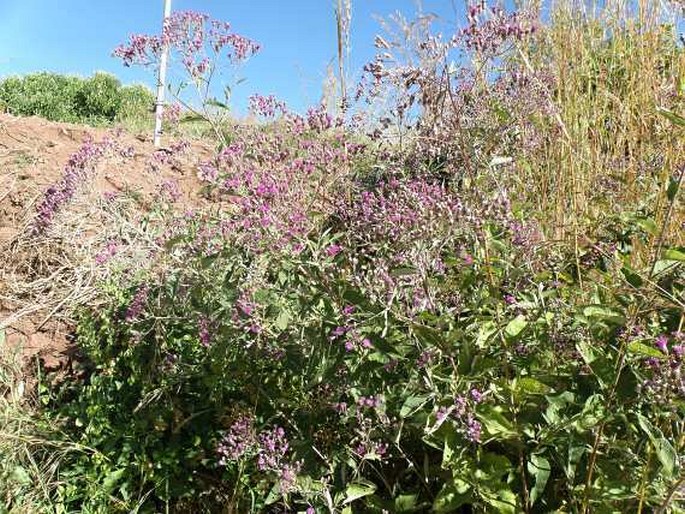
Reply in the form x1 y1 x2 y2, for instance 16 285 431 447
154 0 172 147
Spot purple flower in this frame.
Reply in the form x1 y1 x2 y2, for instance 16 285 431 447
465 414 482 443
125 284 150 322
32 138 112 234
325 244 342 257
436 406 450 422
332 401 348 414
331 325 348 338
217 414 256 465
470 388 484 403
655 335 669 354
198 316 212 346
94 240 119 265
257 426 290 472
249 94 287 118
342 305 356 316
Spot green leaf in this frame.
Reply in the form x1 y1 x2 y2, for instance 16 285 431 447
264 483 280 505
636 217 658 236
480 487 517 514
652 259 679 276
179 113 207 124
663 247 685 262
400 394 432 419
576 339 596 364
477 405 517 440
527 454 551 505
516 377 551 396
10 466 31 485
565 442 585 481
667 175 681 202
343 479 377 505
476 320 498 348
657 107 685 127
582 305 625 325
627 341 664 359
543 391 574 425
390 266 417 277
432 479 471 512
394 494 419 512
206 98 230 110
412 324 443 347
275 310 291 331
441 422 460 468
574 394 606 431
504 315 527 339
103 468 126 493
637 414 678 478
621 266 643 288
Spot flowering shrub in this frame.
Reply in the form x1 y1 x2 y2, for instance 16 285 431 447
114 11 260 142
32 136 117 234
45 157 684 512
14 3 685 514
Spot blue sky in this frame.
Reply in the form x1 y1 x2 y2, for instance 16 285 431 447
0 1 462 113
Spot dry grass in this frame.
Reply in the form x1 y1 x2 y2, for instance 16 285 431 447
1 194 160 326
522 0 685 257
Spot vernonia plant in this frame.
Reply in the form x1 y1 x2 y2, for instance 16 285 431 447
114 11 260 143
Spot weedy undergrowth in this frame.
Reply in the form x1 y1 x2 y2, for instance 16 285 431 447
3 1 685 513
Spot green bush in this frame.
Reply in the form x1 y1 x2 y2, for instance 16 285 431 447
74 72 122 121
46 208 685 513
0 72 153 125
116 83 154 122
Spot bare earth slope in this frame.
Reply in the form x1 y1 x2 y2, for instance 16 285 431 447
0 113 212 370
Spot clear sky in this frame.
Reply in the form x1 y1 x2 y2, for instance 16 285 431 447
0 1 463 113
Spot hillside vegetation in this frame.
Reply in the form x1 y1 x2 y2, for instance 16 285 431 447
0 72 154 126
0 2 684 513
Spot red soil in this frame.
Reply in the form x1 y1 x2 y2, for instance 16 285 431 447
0 113 213 370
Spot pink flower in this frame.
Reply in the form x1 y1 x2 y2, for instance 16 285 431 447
655 335 669 354
325 244 342 257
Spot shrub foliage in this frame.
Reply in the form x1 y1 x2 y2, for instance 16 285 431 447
0 72 153 125
1 2 685 514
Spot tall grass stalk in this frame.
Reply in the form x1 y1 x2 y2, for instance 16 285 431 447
529 0 685 259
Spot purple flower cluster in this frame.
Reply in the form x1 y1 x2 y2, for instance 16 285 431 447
94 239 120 266
217 419 301 493
32 137 111 234
114 11 260 81
198 316 212 347
460 2 538 57
357 395 381 409
162 103 182 124
642 332 685 401
348 393 391 461
256 427 289 471
147 139 190 173
158 179 182 203
355 440 389 459
194 115 362 253
217 414 256 464
336 177 467 314
306 105 339 132
248 94 287 118
436 389 485 443
125 284 150 322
